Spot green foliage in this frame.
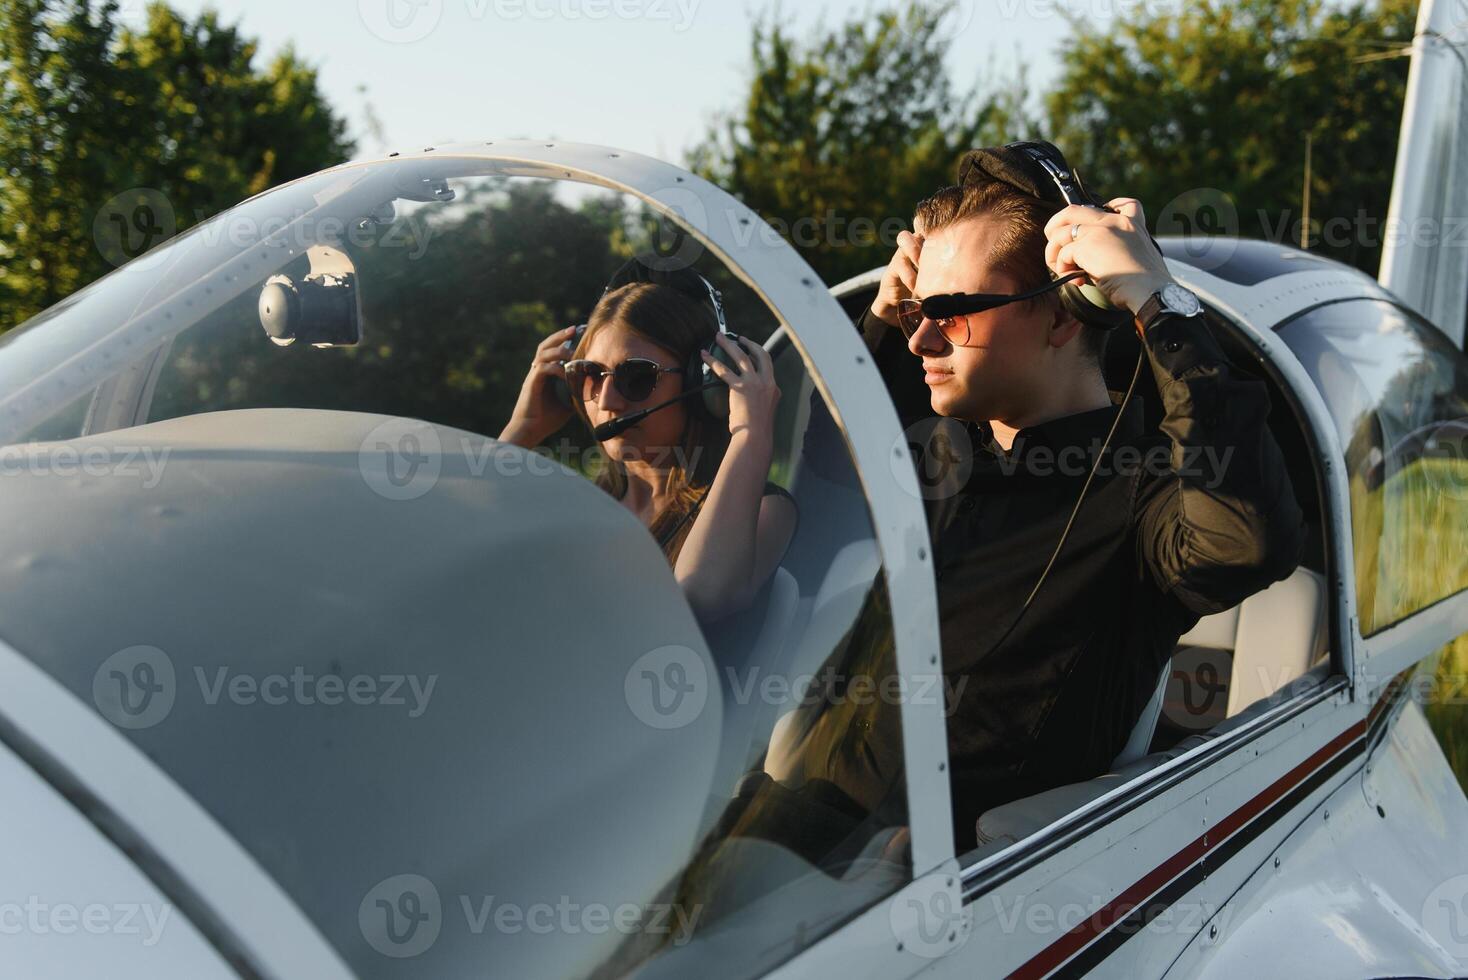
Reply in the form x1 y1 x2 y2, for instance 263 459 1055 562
1426 635 1468 789
691 2 1035 286
0 0 122 317
1046 0 1417 275
141 178 776 458
0 0 353 328
1350 455 1468 789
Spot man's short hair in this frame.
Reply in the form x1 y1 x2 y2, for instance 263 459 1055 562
914 181 1109 366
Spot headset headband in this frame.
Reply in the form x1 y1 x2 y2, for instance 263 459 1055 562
602 254 727 334
956 140 1163 260
956 139 1102 209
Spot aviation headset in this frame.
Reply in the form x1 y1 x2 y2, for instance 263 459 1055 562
552 255 742 435
955 139 1161 331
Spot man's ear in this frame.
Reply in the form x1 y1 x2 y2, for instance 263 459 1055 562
1045 305 1084 350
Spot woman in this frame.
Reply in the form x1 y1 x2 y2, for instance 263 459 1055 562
498 279 796 623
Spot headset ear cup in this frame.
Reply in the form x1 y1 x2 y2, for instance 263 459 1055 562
704 376 730 422
1057 282 1091 325
550 375 572 409
689 338 732 422
1059 282 1131 331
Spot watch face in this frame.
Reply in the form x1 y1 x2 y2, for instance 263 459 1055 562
1162 283 1202 316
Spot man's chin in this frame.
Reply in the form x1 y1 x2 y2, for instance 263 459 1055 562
928 386 972 420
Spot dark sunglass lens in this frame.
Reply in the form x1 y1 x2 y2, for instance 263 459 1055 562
615 361 661 402
565 361 603 401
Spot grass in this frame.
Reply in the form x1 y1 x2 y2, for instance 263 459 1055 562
1352 458 1468 789
1425 637 1468 788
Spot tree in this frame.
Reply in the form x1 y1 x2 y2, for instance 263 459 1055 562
691 2 1035 286
0 0 124 319
146 179 648 448
0 0 354 329
1046 0 1417 276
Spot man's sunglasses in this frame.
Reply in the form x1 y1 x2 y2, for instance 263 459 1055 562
896 272 1087 346
563 358 684 403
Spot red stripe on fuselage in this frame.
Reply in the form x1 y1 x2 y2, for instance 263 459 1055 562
1005 720 1366 980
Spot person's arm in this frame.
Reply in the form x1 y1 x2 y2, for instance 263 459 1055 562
674 335 796 621
1043 197 1305 614
1131 313 1306 613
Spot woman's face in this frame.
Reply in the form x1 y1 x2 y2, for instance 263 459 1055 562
580 323 691 466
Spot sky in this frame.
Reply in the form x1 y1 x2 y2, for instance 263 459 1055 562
116 0 1123 164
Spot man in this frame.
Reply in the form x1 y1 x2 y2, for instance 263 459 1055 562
860 145 1306 852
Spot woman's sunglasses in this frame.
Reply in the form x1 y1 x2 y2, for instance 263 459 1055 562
563 358 684 403
896 272 1087 346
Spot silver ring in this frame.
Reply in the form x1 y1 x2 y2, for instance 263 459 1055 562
1070 224 1081 242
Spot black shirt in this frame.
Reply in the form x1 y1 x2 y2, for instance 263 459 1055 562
857 306 1306 852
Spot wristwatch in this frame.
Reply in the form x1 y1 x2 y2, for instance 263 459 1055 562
1136 282 1202 332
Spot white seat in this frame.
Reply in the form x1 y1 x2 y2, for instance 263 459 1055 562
1114 566 1327 767
995 568 1332 852
1225 566 1327 714
1176 566 1327 716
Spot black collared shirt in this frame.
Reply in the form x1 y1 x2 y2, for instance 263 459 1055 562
858 307 1306 852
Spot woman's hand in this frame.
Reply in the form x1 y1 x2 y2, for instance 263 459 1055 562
700 333 780 442
677 333 794 622
498 325 580 448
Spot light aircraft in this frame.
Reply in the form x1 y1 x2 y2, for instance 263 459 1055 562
0 6 1466 977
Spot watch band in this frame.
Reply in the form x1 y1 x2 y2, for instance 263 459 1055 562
1136 292 1167 332
1136 284 1200 333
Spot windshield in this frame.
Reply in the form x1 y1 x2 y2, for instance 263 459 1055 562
1278 299 1468 635
0 157 913 978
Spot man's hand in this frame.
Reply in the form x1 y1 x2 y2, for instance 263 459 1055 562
1043 199 1173 317
869 228 924 328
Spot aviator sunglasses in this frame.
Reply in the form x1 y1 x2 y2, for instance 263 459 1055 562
563 357 684 403
896 271 1087 346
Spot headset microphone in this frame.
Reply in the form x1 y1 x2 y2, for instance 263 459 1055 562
592 380 725 440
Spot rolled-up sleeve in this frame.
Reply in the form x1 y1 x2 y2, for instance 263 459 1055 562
1134 313 1307 615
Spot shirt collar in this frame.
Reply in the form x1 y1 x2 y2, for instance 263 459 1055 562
978 391 1144 457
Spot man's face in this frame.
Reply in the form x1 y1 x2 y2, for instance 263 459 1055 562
909 215 1061 424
